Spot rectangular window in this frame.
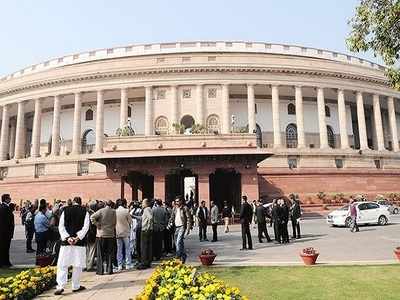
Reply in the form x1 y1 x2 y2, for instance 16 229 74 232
208 88 217 99
335 158 344 169
0 167 8 180
374 159 382 169
157 57 165 63
78 161 89 176
35 164 45 178
208 56 216 62
182 88 191 99
288 157 298 169
182 57 191 62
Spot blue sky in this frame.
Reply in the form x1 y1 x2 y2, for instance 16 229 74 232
0 0 376 76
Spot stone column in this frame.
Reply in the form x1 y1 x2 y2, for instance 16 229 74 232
337 89 349 149
71 92 82 155
144 86 153 136
95 90 104 153
271 85 281 148
170 85 179 128
196 84 204 125
295 86 305 148
388 96 399 152
9 120 16 158
221 84 230 134
317 87 328 148
247 84 256 133
154 172 166 199
120 88 128 128
356 91 368 150
31 98 42 158
14 101 26 159
51 95 61 156
0 105 10 160
373 94 385 151
198 173 210 207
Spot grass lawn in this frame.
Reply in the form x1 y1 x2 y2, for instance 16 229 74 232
0 268 26 278
208 265 400 300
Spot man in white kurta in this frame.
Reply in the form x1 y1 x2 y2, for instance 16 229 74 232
55 197 90 295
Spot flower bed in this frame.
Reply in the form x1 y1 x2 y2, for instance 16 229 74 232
136 259 248 300
0 266 56 300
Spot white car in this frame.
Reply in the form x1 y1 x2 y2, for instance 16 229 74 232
326 202 390 227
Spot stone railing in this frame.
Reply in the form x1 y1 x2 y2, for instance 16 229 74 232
0 41 384 81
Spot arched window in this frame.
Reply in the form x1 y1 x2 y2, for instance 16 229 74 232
128 106 132 118
85 109 93 121
325 105 331 117
286 123 298 148
327 125 335 148
288 103 296 115
206 115 220 133
155 116 169 135
81 129 95 154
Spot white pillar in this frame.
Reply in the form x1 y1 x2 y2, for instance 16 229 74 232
388 96 399 152
51 95 61 156
337 89 349 149
373 94 385 151
71 92 82 155
221 84 230 134
356 91 369 150
120 88 128 128
271 85 281 148
95 90 104 153
31 98 42 158
196 84 204 125
14 101 26 159
247 84 256 134
317 87 328 148
144 86 153 136
0 105 10 160
295 86 305 148
170 85 179 127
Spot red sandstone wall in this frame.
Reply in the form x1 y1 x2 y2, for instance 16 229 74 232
0 175 121 204
259 171 400 203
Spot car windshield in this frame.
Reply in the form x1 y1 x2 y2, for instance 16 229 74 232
339 205 349 211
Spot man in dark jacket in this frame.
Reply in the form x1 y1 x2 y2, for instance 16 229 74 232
0 194 14 268
255 200 272 243
271 199 280 243
239 195 253 250
196 200 209 241
289 195 302 239
152 199 168 260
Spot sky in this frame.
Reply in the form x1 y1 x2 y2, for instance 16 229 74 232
0 0 377 77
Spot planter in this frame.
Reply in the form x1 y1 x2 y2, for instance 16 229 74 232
394 247 400 261
199 254 217 266
300 253 319 265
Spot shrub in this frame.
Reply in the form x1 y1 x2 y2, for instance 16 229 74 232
135 259 248 300
0 266 56 300
316 192 327 203
302 247 317 255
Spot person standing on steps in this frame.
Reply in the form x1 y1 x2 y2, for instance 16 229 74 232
239 195 253 250
210 201 219 242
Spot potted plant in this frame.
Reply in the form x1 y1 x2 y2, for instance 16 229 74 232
300 247 319 265
394 247 400 261
199 249 217 266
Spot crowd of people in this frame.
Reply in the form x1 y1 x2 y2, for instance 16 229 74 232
0 192 304 294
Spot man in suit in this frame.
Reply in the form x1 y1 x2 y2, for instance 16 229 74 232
239 195 253 250
289 194 302 239
210 201 219 242
0 194 15 268
196 200 209 241
256 200 272 243
152 199 168 260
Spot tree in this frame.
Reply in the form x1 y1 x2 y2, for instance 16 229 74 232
347 0 400 89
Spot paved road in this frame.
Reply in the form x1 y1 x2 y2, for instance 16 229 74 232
10 215 400 266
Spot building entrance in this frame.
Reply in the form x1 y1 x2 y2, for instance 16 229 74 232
165 168 198 205
209 168 241 212
126 171 154 201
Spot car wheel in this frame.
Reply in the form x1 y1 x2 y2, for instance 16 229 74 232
378 215 388 226
345 217 352 228
394 208 399 214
